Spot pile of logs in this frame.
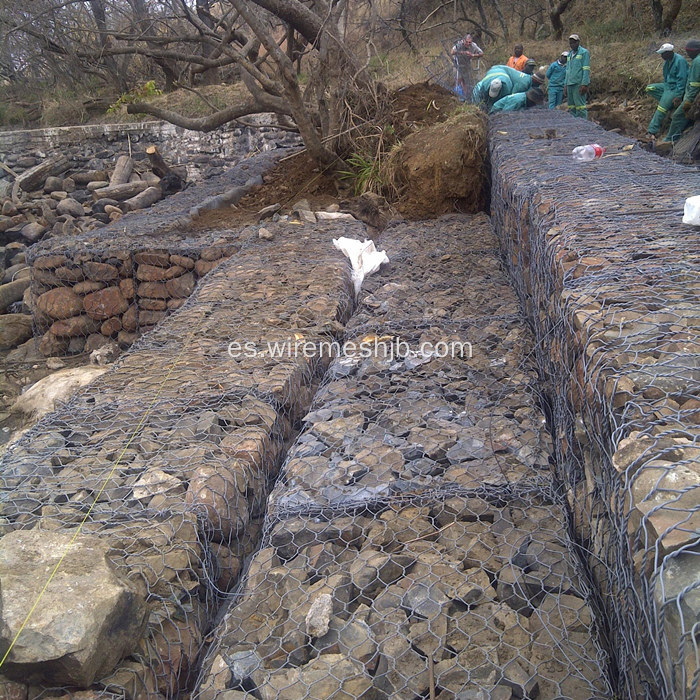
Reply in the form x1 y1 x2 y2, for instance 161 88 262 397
0 147 185 248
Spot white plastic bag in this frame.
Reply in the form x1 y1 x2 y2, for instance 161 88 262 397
333 237 389 295
682 195 700 226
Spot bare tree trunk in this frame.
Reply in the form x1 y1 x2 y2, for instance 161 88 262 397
548 0 575 40
491 0 510 41
88 0 128 91
650 0 664 30
195 0 217 84
662 0 683 32
472 0 489 33
398 0 416 52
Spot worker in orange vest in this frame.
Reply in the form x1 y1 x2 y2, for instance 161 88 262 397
507 44 529 72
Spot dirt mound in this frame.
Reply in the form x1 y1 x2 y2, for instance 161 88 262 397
191 151 339 230
388 107 487 219
391 82 462 135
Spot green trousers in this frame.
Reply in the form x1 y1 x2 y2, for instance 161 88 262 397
664 102 691 142
645 83 679 134
566 84 587 119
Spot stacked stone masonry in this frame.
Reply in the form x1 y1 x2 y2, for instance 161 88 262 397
490 110 700 699
26 151 283 356
195 215 611 700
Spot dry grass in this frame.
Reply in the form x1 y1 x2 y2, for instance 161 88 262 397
98 83 248 124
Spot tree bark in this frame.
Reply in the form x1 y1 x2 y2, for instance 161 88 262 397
662 0 682 32
122 186 162 212
145 146 172 179
93 181 149 201
17 156 70 193
109 155 134 187
491 0 510 41
548 0 575 40
650 0 663 30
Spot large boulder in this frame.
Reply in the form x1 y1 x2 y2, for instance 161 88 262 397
0 314 33 350
0 530 148 687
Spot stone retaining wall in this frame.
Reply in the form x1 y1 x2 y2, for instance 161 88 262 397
0 119 300 184
489 110 700 699
25 150 282 355
194 215 611 700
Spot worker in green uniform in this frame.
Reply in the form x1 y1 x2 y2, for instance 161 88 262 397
564 34 590 118
490 87 544 113
645 43 689 139
472 67 513 107
546 52 568 109
662 39 699 143
501 65 542 94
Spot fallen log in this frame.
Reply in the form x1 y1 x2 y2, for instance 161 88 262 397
92 181 149 201
146 146 184 193
123 186 162 212
109 155 134 187
17 156 70 193
145 146 171 179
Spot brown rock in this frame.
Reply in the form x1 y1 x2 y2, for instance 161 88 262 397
33 269 61 287
36 288 83 320
200 247 226 262
100 317 122 336
50 315 101 338
139 310 165 326
39 331 69 356
119 258 133 278
167 298 186 311
86 334 110 352
0 676 27 700
83 287 128 320
195 259 223 277
82 262 119 282
137 282 168 299
136 264 186 282
33 255 69 271
0 315 33 350
211 543 242 593
74 280 106 295
119 278 136 300
122 306 138 333
139 298 167 311
134 251 169 267
166 272 196 298
170 255 195 270
185 461 250 540
118 330 138 348
54 266 85 283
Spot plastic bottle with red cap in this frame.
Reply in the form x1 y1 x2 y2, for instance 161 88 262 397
571 144 605 162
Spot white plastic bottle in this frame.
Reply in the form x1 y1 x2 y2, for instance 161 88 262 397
572 144 605 162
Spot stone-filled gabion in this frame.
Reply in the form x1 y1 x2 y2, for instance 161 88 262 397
490 110 700 699
25 150 284 356
195 215 611 700
0 219 355 696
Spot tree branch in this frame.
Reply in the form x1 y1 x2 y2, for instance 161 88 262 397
126 96 289 131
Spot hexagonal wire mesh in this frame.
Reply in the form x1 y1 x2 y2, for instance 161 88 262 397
489 110 700 699
193 214 613 700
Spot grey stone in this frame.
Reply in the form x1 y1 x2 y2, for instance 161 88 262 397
305 593 333 638
0 530 148 686
56 198 84 218
255 654 371 700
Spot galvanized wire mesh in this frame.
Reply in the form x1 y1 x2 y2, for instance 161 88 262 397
489 109 700 699
194 214 613 700
24 150 285 357
0 218 356 696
